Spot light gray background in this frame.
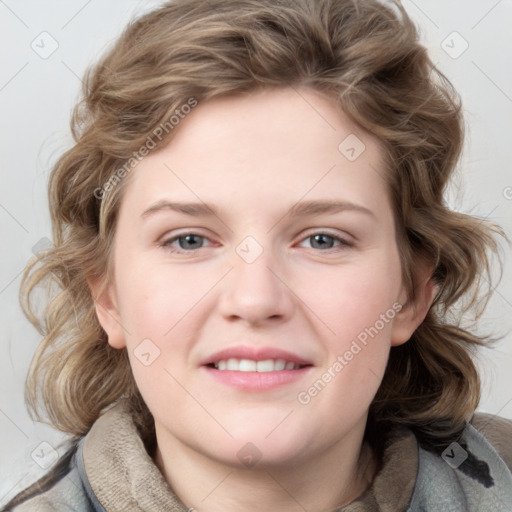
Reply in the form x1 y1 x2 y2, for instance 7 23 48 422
1 0 511 504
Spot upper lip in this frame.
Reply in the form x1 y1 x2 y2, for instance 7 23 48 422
201 346 313 366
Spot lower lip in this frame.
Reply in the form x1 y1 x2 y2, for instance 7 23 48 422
201 366 313 392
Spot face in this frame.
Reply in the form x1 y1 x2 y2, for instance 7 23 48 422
95 87 429 469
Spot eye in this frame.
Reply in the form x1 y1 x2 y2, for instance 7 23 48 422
298 232 353 251
162 232 213 253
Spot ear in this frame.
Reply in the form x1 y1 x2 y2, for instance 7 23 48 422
88 277 126 349
391 264 437 347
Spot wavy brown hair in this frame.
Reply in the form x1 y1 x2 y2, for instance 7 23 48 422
20 0 503 453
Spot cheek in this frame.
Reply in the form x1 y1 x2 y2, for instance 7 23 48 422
301 254 402 340
116 269 199 417
330 280 400 352
114 253 211 339
112 257 216 395
297 254 401 397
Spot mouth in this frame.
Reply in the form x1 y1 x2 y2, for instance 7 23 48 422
201 346 314 391
206 358 309 372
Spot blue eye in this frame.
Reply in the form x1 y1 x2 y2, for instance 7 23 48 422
163 233 211 252
161 231 352 255
299 233 352 250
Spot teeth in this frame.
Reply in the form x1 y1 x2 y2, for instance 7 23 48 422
239 359 257 371
227 358 240 371
213 358 301 372
256 360 274 372
273 359 286 371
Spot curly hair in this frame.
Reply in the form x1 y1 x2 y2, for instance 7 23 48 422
20 0 503 454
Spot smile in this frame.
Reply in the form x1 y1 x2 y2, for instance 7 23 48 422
210 358 305 372
201 346 314 391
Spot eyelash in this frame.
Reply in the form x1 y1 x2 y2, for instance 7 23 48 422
161 230 353 254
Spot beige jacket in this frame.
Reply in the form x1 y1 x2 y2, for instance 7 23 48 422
5 400 512 511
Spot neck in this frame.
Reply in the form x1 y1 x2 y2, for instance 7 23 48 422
154 424 376 512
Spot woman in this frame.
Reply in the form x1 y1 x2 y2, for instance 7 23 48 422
4 0 511 510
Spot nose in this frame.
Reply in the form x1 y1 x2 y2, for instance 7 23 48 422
217 245 295 326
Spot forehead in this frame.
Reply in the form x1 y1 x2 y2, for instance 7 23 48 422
121 87 391 221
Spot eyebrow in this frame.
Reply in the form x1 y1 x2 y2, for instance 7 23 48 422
142 200 217 218
288 200 375 219
141 199 376 220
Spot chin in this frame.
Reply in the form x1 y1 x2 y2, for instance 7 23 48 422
202 437 309 471
202 416 313 467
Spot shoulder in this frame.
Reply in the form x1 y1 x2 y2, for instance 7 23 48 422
408 415 512 510
6 468 92 512
2 442 103 512
470 412 512 471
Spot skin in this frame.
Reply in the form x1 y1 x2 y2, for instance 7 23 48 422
93 87 434 511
